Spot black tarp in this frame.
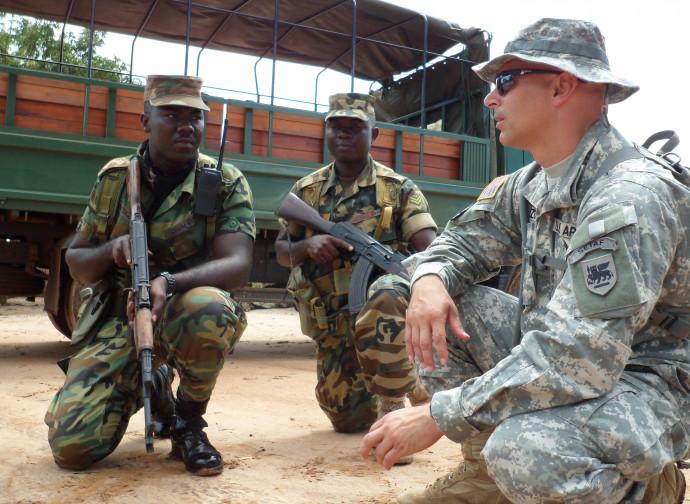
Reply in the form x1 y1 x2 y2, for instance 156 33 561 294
0 0 487 83
0 0 491 134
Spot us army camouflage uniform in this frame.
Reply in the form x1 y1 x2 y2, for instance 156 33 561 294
384 117 690 503
45 142 255 469
283 155 436 432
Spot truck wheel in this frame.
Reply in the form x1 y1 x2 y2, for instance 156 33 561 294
44 276 83 338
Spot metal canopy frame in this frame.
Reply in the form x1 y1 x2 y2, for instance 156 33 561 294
0 0 490 128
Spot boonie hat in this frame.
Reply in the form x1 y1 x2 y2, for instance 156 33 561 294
473 18 639 103
144 75 210 111
325 93 376 122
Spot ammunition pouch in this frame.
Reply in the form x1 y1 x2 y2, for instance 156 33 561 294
70 276 115 346
287 268 328 339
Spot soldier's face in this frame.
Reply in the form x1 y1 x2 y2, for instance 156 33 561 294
326 117 376 164
484 60 558 152
142 105 204 172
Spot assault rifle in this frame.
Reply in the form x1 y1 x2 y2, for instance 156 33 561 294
275 192 410 315
127 156 155 453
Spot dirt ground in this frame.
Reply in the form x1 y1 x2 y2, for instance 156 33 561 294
2 297 689 504
0 297 465 504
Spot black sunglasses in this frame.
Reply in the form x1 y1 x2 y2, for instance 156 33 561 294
495 69 562 96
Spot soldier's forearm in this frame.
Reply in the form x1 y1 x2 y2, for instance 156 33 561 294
65 240 119 284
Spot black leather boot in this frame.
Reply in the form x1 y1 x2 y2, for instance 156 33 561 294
170 394 223 476
151 364 176 439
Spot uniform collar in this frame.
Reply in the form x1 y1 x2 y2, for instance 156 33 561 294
325 155 377 192
521 117 626 215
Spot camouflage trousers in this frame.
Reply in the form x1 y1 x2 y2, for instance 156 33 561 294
44 286 247 470
309 274 418 433
377 277 685 504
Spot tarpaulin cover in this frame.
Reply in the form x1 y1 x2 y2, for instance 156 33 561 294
0 0 488 82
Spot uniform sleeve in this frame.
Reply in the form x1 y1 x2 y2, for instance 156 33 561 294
430 161 682 443
397 179 437 241
409 171 525 296
215 165 256 240
76 162 129 244
279 184 307 239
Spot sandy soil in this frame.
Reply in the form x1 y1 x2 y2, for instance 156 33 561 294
0 297 465 504
2 297 689 504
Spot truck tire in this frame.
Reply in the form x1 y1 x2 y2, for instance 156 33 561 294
44 275 83 338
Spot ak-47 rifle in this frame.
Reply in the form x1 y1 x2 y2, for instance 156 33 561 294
127 156 155 453
275 192 410 315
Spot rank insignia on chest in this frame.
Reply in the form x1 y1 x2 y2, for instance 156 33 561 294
477 175 508 201
582 253 617 295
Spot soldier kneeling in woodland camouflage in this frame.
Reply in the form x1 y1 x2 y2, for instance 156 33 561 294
275 93 437 464
45 75 255 476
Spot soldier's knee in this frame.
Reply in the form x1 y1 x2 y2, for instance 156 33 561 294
484 422 613 504
177 286 247 345
50 440 103 471
315 383 376 433
365 274 410 306
325 405 377 433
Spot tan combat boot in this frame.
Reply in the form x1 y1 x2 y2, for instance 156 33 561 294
396 429 504 504
372 396 414 465
639 462 686 504
406 382 431 407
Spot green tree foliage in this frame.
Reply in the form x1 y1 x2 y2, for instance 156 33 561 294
0 13 129 82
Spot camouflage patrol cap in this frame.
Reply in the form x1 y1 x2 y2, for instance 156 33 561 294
325 93 376 122
473 18 639 103
144 75 210 111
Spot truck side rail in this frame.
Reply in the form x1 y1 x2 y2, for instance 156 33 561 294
0 65 490 229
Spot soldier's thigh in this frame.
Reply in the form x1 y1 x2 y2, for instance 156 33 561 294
484 382 680 504
46 318 138 469
418 284 517 396
159 286 247 359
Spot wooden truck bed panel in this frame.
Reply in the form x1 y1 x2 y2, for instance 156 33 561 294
0 66 487 231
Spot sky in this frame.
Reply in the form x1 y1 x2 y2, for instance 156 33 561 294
390 0 690 161
100 0 690 161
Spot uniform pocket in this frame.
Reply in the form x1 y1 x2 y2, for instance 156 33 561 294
567 202 646 317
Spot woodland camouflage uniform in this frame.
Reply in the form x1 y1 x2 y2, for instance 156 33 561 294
281 93 437 432
45 76 255 471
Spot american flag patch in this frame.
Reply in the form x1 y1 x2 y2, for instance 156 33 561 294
477 175 509 201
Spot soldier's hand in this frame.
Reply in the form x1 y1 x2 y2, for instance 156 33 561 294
360 404 444 470
405 275 468 372
110 235 132 268
305 235 353 264
149 275 168 324
127 275 166 328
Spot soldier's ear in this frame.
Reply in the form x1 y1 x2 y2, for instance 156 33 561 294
140 112 150 132
371 126 380 143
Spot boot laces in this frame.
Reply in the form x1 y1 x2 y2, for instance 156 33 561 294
429 460 479 491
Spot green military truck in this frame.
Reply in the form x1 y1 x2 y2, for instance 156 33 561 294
0 0 529 336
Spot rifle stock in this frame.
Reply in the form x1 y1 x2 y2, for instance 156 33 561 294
127 156 155 453
276 193 336 235
276 192 410 315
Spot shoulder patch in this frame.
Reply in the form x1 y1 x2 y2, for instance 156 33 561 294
478 175 509 201
296 167 330 190
374 161 404 181
99 157 129 175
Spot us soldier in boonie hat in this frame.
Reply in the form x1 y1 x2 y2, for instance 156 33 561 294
325 92 376 122
473 18 639 104
144 75 210 111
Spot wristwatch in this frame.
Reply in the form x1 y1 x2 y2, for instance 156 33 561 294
156 271 176 298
